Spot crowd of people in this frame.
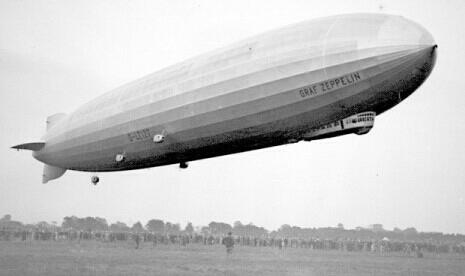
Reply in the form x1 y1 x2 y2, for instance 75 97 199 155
1 228 464 256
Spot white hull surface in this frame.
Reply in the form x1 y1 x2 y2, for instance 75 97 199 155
14 14 437 182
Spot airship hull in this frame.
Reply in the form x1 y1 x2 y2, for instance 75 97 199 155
28 14 436 175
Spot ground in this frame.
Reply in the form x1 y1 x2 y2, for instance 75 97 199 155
0 241 464 276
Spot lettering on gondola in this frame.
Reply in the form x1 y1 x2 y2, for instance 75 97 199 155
127 128 151 142
299 72 362 98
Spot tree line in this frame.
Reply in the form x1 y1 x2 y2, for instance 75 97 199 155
1 214 464 244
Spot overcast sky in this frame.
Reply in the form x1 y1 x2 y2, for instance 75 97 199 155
1 0 464 234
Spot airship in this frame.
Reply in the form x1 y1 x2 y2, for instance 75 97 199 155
12 13 437 184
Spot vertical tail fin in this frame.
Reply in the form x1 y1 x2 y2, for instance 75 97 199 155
12 113 68 183
46 113 67 131
43 113 68 183
42 164 66 184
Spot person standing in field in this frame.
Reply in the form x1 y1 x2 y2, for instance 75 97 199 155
134 233 140 249
222 232 235 254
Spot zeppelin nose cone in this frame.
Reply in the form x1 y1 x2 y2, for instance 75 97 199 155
377 15 438 89
328 14 436 50
377 15 435 47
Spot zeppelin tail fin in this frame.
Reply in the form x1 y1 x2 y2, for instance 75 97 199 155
11 142 45 151
12 113 68 184
42 164 66 184
46 113 66 131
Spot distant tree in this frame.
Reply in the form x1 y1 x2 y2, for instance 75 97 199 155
132 222 144 232
24 224 36 230
165 222 173 234
165 222 180 234
200 226 210 235
1 214 12 221
208 222 232 235
278 224 292 236
0 215 23 230
61 216 108 231
233 221 244 235
146 219 165 233
184 222 194 234
94 217 109 231
110 222 130 232
242 223 268 237
337 223 344 230
403 227 418 234
276 224 304 238
36 221 52 230
393 227 403 233
291 226 302 237
370 224 384 232
62 216 79 229
82 217 108 231
233 221 243 228
83 217 95 230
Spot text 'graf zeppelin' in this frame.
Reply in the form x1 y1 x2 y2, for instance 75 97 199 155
299 72 362 98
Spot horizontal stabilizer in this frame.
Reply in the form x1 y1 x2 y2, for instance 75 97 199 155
43 164 66 184
11 142 45 151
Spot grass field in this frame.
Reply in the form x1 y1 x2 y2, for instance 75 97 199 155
0 241 464 276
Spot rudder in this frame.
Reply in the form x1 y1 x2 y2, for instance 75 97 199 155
42 164 67 184
46 113 67 131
